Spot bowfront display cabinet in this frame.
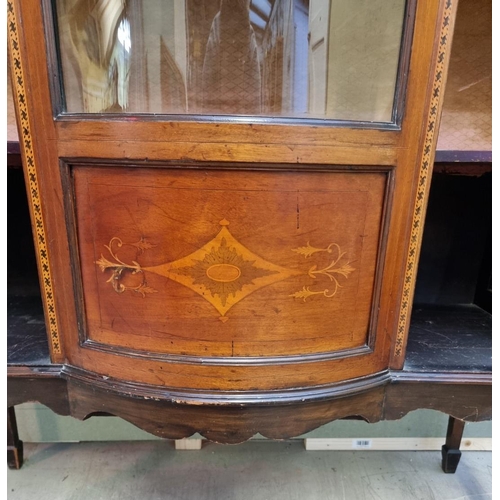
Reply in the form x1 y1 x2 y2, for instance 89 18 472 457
8 0 491 474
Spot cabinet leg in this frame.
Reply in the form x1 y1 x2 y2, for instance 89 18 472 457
441 416 465 473
8 407 24 470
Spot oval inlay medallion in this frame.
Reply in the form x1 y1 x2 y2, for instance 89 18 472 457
206 264 241 282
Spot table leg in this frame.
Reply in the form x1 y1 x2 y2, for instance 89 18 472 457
441 416 465 473
7 407 24 470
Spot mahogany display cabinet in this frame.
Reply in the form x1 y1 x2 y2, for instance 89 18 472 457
7 0 491 474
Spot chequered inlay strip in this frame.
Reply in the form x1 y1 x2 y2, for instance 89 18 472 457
7 1 61 354
394 0 454 358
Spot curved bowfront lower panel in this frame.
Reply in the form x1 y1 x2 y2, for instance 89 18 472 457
65 370 390 443
62 366 392 406
64 164 393 392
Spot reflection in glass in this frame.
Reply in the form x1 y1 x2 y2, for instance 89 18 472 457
56 0 406 122
62 0 132 112
203 0 261 114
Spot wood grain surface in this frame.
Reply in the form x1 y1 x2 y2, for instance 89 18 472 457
73 165 387 360
8 0 460 391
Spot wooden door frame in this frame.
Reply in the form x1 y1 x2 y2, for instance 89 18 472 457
7 0 457 383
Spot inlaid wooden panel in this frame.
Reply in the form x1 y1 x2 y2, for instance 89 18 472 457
72 165 388 360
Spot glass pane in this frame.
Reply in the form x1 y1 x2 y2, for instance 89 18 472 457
56 0 407 122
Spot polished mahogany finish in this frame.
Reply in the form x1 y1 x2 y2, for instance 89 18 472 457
8 0 457 379
67 163 390 390
7 0 491 475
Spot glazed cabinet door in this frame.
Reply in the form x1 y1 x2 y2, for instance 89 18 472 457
8 0 457 395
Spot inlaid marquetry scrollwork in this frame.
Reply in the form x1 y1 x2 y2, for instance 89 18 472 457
96 238 158 297
290 242 355 301
292 242 338 258
96 220 301 320
289 286 339 302
96 221 356 319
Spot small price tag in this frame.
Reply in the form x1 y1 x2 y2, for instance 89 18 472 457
352 439 372 449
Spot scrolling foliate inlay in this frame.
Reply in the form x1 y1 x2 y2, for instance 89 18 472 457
96 238 158 297
290 242 355 301
96 220 355 321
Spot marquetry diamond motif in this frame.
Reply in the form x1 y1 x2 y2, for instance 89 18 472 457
96 220 356 322
145 220 301 319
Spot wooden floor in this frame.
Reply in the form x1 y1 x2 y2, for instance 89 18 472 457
8 441 491 499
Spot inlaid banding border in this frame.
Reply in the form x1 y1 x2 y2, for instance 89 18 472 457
7 0 61 354
394 0 454 359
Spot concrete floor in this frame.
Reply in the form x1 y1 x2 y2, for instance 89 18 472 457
8 441 491 500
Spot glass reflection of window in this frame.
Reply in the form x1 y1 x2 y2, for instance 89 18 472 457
57 0 406 122
63 0 131 112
